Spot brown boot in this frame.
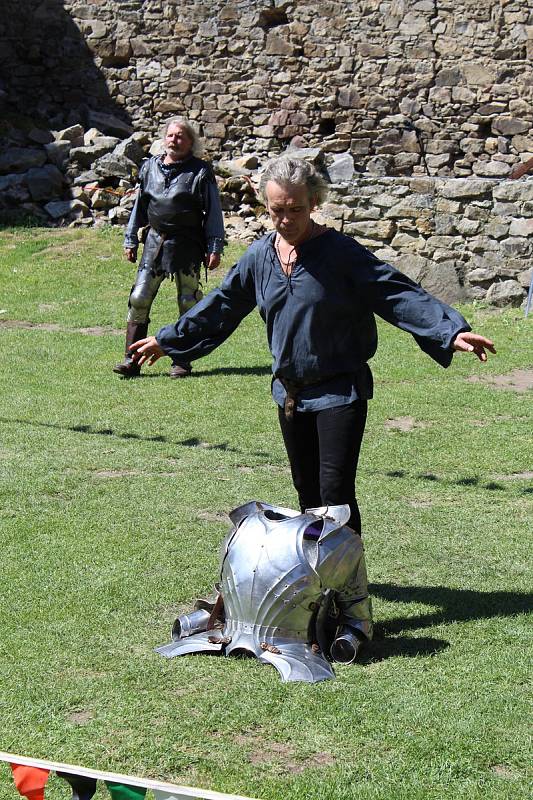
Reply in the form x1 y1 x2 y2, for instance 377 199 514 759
113 321 148 377
169 361 192 379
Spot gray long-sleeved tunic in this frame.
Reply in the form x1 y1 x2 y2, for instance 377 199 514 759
156 229 470 404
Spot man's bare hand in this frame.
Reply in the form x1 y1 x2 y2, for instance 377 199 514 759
453 332 496 362
124 247 138 263
129 336 164 366
206 252 221 271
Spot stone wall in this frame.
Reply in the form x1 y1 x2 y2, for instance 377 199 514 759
2 1 532 176
324 174 532 305
1 0 532 305
60 0 533 177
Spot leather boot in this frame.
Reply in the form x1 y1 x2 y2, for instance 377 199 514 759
113 321 148 377
169 361 192 379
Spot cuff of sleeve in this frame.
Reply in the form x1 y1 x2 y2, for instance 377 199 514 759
446 324 471 351
207 237 224 254
155 326 177 358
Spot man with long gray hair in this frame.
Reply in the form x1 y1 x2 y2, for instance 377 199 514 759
128 155 495 532
113 117 224 379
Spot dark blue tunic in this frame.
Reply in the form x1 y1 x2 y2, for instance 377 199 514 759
156 229 470 407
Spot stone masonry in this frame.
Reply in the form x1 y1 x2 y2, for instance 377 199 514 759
0 0 532 305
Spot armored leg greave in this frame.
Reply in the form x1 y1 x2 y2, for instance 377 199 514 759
169 267 203 378
176 267 203 316
127 267 165 324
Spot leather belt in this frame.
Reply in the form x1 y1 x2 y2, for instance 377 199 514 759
277 374 348 421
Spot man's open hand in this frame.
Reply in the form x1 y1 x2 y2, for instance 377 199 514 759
129 336 164 366
452 332 496 362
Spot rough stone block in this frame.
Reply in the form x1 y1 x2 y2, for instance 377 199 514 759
493 182 533 202
466 268 497 287
348 220 396 239
438 179 492 199
484 220 509 239
509 218 533 237
338 87 361 108
492 117 530 135
93 153 138 179
435 67 463 87
91 188 121 210
500 237 531 256
434 214 457 235
202 122 226 138
326 152 355 183
26 164 64 201
113 137 147 165
0 147 46 175
119 81 143 97
44 141 72 168
87 111 133 139
462 64 494 87
44 199 89 219
70 140 120 168
472 160 511 177
399 12 430 35
391 231 424 250
265 32 294 55
485 280 525 306
28 128 54 145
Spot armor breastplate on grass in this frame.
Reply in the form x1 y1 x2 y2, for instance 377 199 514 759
157 501 373 683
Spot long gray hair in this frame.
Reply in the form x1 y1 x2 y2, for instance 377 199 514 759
259 156 329 206
161 116 202 156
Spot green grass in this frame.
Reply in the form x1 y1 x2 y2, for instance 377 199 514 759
0 226 531 800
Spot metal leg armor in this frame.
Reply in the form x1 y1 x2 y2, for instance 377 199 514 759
127 267 165 324
176 266 203 316
169 266 203 377
114 266 163 377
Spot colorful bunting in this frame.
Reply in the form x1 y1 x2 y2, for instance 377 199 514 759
10 764 50 800
1 752 255 800
56 771 97 800
105 782 147 800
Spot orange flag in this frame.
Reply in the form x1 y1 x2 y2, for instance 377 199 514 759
10 764 50 800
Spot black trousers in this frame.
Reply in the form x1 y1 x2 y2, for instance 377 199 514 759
277 399 368 533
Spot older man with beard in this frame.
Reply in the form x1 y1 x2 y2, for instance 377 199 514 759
113 117 224 379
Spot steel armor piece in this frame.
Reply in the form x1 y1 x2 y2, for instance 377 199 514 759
156 501 373 682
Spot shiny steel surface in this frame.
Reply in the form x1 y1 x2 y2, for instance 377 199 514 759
157 501 373 682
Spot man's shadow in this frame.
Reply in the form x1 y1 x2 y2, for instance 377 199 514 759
360 583 533 663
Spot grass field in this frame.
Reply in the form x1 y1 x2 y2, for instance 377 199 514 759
0 224 531 800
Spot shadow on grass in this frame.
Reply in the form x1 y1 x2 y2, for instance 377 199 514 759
370 583 533 637
359 635 450 663
127 365 271 379
384 470 531 494
0 417 271 458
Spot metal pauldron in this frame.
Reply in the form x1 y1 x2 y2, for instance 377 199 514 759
157 501 373 683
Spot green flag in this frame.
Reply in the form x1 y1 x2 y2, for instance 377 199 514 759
105 782 147 800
